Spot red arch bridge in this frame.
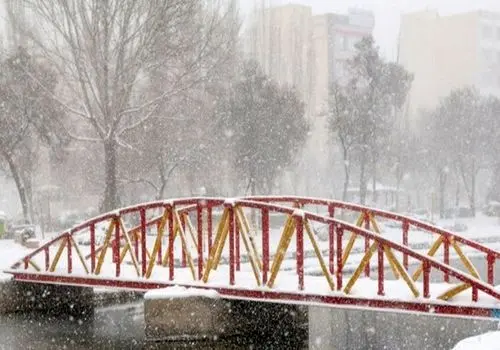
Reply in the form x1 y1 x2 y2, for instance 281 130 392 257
5 196 500 319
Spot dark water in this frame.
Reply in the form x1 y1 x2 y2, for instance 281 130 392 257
0 302 308 349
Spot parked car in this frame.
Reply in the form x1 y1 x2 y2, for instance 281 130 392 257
483 201 500 217
10 224 37 241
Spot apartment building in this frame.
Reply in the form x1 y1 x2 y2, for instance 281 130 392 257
399 10 500 125
245 4 374 196
246 4 314 117
312 9 374 116
246 5 374 118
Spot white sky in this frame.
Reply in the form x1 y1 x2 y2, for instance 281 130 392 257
239 0 500 60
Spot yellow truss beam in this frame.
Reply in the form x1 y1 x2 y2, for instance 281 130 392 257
304 219 335 290
267 215 296 288
203 208 230 283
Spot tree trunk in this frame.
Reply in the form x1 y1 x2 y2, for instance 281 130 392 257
488 164 500 202
439 170 447 219
4 152 30 223
359 150 368 205
341 147 350 202
102 139 120 212
469 171 476 217
395 169 402 212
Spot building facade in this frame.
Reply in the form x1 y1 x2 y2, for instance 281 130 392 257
399 10 500 126
245 4 374 197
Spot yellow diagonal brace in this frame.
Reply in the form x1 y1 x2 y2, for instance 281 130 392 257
161 217 179 267
382 246 419 297
173 210 196 280
451 239 480 279
267 217 296 288
202 208 229 283
369 214 400 279
118 218 140 276
49 237 68 272
235 210 261 286
343 241 378 294
304 219 335 290
412 235 444 281
212 212 231 271
28 259 41 272
182 212 198 249
69 235 90 274
145 209 169 278
341 214 365 267
236 207 262 271
95 219 117 275
438 283 471 301
235 208 260 273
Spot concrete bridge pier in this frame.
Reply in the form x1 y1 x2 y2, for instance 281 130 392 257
0 280 94 319
144 288 308 342
308 306 500 350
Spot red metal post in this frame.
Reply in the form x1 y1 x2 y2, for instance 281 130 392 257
472 286 478 302
114 220 120 277
443 237 450 282
377 243 384 296
296 215 304 291
133 227 139 262
336 225 343 290
423 261 430 298
402 221 409 270
24 258 28 269
67 235 73 274
140 208 147 277
207 206 213 253
364 213 370 277
167 207 174 281
487 254 495 285
90 223 96 273
228 206 235 286
262 208 270 285
235 215 240 271
328 204 335 274
156 220 162 265
45 247 50 271
197 203 203 280
181 215 186 268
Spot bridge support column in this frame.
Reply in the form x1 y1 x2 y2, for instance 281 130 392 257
144 287 307 342
0 280 94 318
308 306 499 350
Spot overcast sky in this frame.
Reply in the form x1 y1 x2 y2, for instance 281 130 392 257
240 0 500 60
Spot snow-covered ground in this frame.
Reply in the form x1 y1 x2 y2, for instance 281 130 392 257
453 330 500 349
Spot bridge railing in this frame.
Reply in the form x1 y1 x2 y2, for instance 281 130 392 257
6 197 500 306
244 196 500 285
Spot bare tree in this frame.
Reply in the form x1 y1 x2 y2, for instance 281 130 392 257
15 0 237 211
328 37 412 205
0 48 65 222
425 87 494 216
218 60 309 195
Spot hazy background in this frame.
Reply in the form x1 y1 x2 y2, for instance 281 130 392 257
239 0 500 59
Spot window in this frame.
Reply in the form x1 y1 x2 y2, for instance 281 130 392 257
335 35 347 51
483 48 493 63
483 25 492 39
